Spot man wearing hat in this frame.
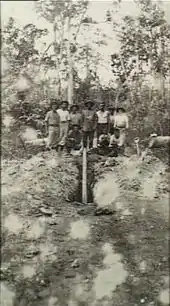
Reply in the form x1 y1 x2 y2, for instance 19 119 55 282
81 100 97 149
57 100 70 150
69 104 82 130
66 124 82 153
45 100 60 149
114 106 129 150
96 102 110 140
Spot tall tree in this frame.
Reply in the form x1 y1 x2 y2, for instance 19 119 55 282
1 18 48 79
110 0 170 102
1 17 50 106
108 0 170 135
35 0 89 103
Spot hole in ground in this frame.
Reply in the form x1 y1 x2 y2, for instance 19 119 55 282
75 159 95 204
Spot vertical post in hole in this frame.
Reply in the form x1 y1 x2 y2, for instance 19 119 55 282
82 147 87 204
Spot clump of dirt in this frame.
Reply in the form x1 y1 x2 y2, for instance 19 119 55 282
2 151 78 218
94 154 169 214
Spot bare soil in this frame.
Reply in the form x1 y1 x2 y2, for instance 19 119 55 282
1 151 169 306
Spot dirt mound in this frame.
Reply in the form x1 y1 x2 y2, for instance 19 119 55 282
94 154 169 218
2 151 78 218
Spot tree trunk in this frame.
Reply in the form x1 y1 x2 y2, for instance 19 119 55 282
53 17 61 98
95 53 101 101
160 36 165 100
86 45 90 79
119 53 134 104
67 16 73 105
148 27 154 103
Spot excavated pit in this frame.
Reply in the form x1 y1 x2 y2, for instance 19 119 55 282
74 156 96 204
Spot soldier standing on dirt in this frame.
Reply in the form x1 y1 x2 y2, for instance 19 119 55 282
45 100 60 150
114 107 129 152
96 102 110 141
81 100 97 150
57 101 70 151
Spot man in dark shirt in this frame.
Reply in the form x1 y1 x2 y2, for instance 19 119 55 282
69 104 82 130
66 124 82 153
81 100 97 149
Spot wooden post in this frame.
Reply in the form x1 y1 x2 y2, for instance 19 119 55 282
82 148 87 204
134 137 141 156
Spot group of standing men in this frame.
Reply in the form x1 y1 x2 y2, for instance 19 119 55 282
45 99 129 154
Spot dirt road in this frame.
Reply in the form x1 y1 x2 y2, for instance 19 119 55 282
1 152 169 306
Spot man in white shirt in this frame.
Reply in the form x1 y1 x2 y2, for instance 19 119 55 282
96 103 109 141
114 107 129 149
45 101 60 149
57 101 70 149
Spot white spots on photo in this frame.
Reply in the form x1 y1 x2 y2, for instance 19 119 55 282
158 289 170 305
93 243 127 300
94 173 120 208
70 219 90 240
0 282 15 306
39 241 58 262
48 296 59 306
4 213 23 234
21 264 36 279
27 218 46 239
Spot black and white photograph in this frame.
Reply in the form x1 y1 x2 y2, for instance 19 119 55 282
1 0 170 305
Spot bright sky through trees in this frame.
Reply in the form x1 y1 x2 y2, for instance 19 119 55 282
1 1 170 85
